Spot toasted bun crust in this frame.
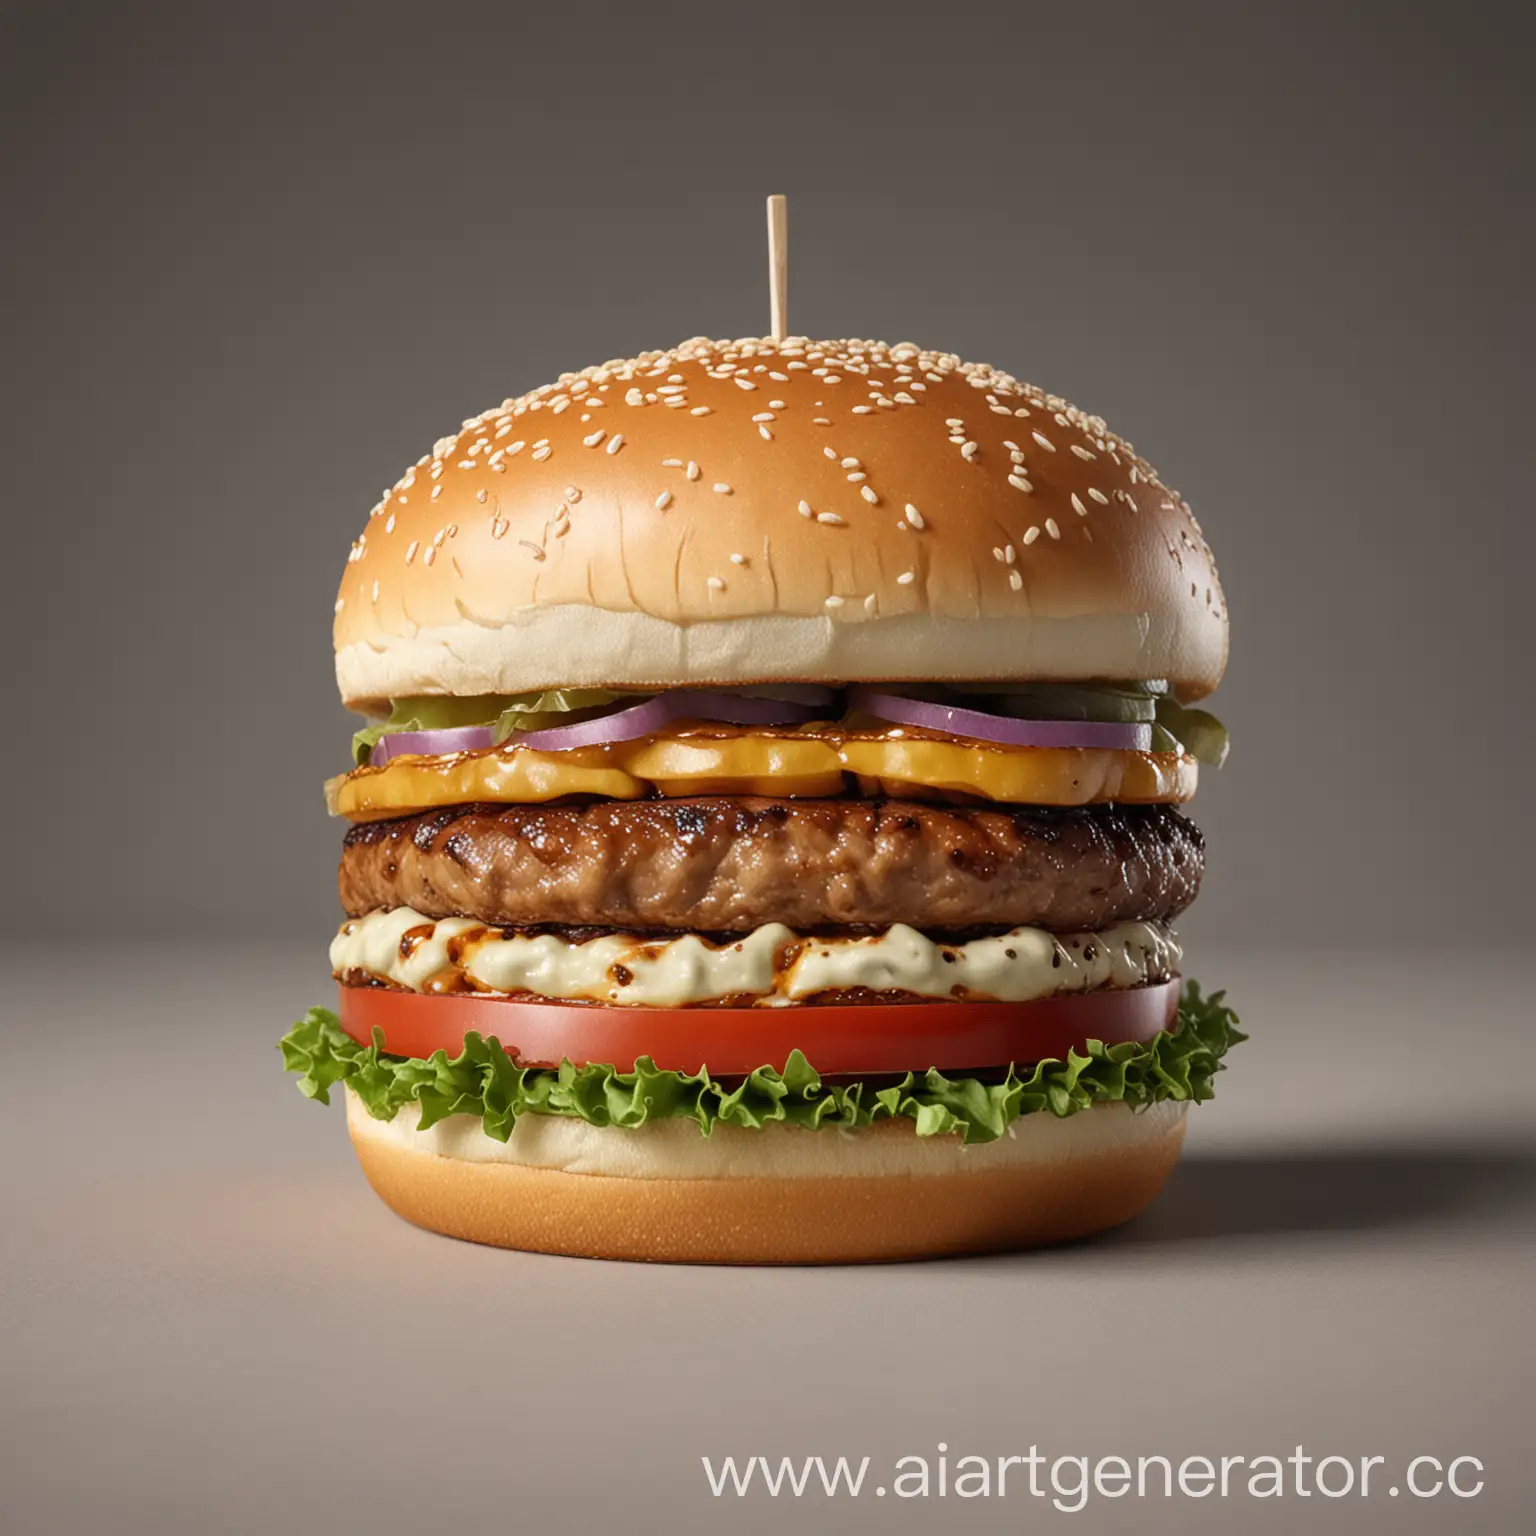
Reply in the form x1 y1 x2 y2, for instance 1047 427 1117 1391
334 338 1226 711
344 1091 1188 1263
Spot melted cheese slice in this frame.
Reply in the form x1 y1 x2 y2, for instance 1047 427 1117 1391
329 727 1197 819
331 907 1181 1007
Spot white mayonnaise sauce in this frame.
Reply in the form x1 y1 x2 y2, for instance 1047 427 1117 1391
330 910 1180 1008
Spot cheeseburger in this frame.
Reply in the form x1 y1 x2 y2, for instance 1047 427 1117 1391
281 334 1242 1262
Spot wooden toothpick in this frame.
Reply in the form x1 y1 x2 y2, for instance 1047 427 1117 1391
766 194 788 341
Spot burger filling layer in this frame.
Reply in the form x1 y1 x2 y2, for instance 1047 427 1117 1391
332 907 1180 1007
330 727 1198 818
340 798 1203 934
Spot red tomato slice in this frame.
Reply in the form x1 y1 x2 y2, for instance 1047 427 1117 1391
335 981 1179 1076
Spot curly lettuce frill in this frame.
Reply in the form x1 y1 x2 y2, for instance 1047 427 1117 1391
278 983 1242 1148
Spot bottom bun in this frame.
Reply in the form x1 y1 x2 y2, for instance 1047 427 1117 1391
345 1091 1188 1264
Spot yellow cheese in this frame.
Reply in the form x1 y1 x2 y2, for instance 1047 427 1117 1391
841 736 1197 804
330 725 1197 820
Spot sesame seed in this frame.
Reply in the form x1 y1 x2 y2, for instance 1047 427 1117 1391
852 406 873 414
1071 493 1088 516
860 485 878 504
423 546 435 566
797 500 814 518
431 485 443 500
1009 570 1024 591
662 458 682 468
583 431 605 448
734 377 757 390
625 388 645 406
686 462 700 481
384 513 396 533
812 417 831 426
1008 474 1033 493
729 552 747 565
1003 440 1020 451
712 482 732 494
846 471 867 483
961 441 978 461
1031 431 1056 452
897 570 916 585
840 457 861 469
759 426 773 440
1023 526 1040 545
371 580 380 601
707 575 725 591
768 399 786 408
1071 444 1096 461
655 491 672 510
507 441 525 455
1004 545 1016 565
605 434 624 455
1088 487 1109 504
905 504 926 530
456 459 475 469
824 595 845 609
817 512 845 525
993 547 1006 562
690 406 712 416
475 489 487 503
405 540 419 561
752 412 775 422
945 418 964 428
1045 518 1061 539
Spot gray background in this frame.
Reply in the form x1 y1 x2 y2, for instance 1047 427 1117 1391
2 4 1534 1535
3 0 1533 944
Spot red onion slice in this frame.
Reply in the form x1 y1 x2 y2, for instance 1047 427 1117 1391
846 686 1154 751
369 725 498 767
370 690 830 764
514 690 823 750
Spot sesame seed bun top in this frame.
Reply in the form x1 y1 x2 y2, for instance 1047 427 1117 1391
334 336 1227 713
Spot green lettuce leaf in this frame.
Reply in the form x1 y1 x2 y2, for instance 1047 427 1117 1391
1154 699 1229 767
278 983 1243 1147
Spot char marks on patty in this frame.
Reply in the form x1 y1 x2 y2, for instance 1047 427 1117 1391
340 798 1202 935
